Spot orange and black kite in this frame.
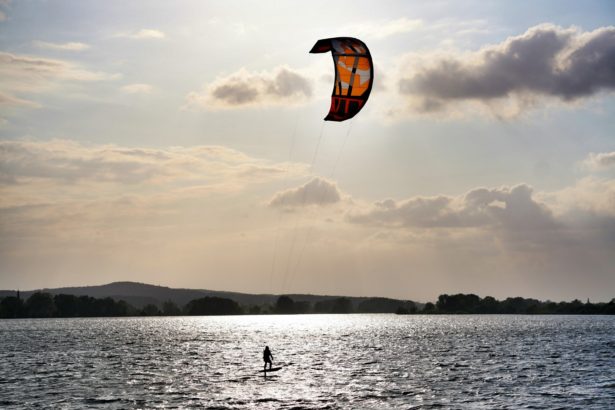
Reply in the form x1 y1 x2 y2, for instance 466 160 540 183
310 37 373 122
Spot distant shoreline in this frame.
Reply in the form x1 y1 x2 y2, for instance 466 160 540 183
1 283 613 318
2 313 615 320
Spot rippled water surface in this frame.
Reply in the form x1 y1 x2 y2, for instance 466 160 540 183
1 315 614 409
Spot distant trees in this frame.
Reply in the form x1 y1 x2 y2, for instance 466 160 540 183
183 296 241 315
0 295 24 318
1 291 613 319
358 297 416 314
162 300 181 316
274 296 295 314
331 297 353 313
436 294 481 314
294 301 312 314
395 302 417 315
478 296 498 313
53 295 132 317
25 292 56 317
248 305 262 314
423 302 436 313
314 297 353 313
274 296 312 314
0 292 134 318
424 293 615 315
141 304 161 316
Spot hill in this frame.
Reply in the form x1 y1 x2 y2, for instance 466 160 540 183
0 281 420 310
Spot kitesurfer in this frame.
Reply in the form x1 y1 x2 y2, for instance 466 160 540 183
263 346 274 371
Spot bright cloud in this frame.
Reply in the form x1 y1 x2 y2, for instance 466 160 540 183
0 51 119 109
0 139 305 190
0 91 40 108
121 83 154 94
117 29 166 39
33 41 91 51
0 52 114 85
583 151 615 171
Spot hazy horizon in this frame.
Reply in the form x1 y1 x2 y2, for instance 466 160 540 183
1 1 614 302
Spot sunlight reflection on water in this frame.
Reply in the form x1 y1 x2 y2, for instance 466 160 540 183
0 315 614 408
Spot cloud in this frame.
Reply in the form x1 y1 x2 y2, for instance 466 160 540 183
33 41 90 51
0 139 313 282
0 91 40 108
2 141 613 301
269 178 341 208
584 152 615 171
0 51 118 109
0 52 113 84
185 66 312 110
264 176 615 300
121 83 153 94
0 10 6 22
549 177 615 218
343 178 615 294
117 29 165 39
397 24 615 115
349 184 556 230
0 139 305 189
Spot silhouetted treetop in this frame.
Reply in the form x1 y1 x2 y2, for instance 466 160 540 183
183 296 241 316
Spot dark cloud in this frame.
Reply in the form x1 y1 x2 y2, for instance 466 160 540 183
269 177 341 208
399 25 615 111
349 184 556 230
212 81 260 105
265 68 312 98
190 67 313 109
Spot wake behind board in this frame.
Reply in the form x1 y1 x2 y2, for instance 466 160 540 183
259 367 282 373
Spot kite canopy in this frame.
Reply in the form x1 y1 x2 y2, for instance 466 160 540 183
310 37 373 122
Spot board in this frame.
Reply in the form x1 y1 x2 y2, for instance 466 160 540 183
259 367 282 373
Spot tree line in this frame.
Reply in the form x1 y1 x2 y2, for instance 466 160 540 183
0 292 236 319
1 291 613 318
426 293 615 314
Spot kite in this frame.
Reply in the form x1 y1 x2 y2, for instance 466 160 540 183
310 37 373 122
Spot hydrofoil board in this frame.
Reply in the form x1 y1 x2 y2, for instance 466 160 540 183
259 367 282 373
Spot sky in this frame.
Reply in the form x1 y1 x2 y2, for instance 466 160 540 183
1 0 614 302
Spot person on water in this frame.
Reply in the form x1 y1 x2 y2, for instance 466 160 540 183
263 346 274 371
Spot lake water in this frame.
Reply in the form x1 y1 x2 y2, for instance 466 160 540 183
0 315 613 409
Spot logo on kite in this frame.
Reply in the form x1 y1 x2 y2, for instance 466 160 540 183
310 37 373 122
